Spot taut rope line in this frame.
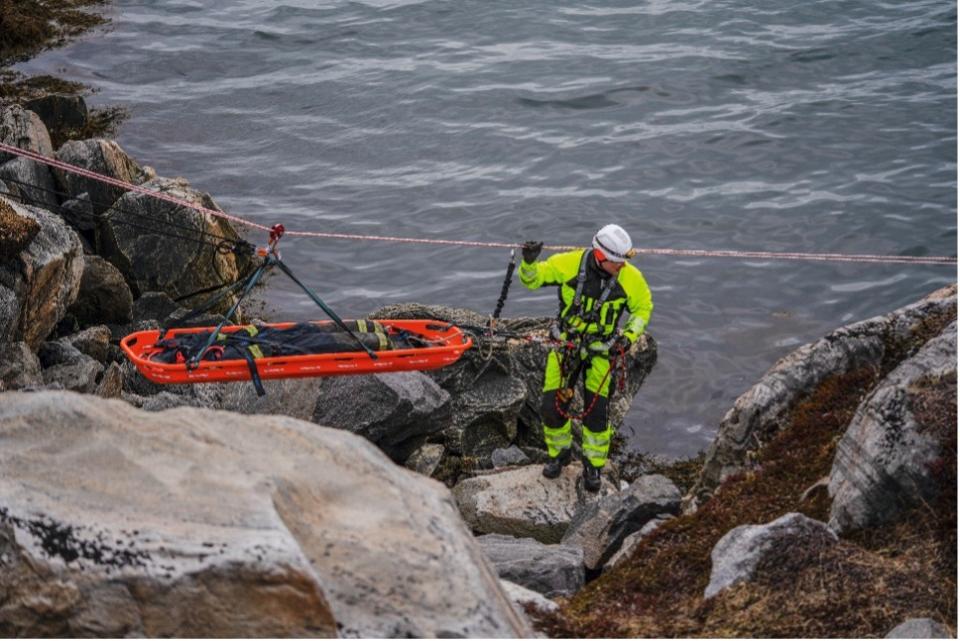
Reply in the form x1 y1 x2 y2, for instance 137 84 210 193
1 142 954 267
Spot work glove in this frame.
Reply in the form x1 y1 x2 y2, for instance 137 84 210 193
521 240 543 263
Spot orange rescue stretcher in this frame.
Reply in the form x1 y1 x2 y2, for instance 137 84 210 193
121 319 472 386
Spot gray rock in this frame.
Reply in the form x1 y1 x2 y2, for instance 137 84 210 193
98 177 249 312
828 322 957 533
131 290 181 324
58 194 96 235
562 474 681 570
491 445 531 468
0 156 59 211
0 198 84 349
198 377 326 421
67 255 134 327
500 579 559 614
24 94 89 145
309 371 452 462
0 105 53 163
452 464 617 543
59 325 113 364
477 533 584 598
406 443 446 477
122 390 207 411
53 139 145 214
42 358 102 393
705 512 837 599
689 284 957 508
0 391 531 638
603 515 671 571
0 341 43 390
885 618 952 639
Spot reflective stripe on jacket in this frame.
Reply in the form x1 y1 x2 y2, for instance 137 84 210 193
519 249 652 341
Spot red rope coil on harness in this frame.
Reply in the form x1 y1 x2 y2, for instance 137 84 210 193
553 343 628 421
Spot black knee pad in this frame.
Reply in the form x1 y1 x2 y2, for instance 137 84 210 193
582 390 609 433
541 390 567 428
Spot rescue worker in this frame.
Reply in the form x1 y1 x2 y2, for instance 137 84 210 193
519 224 652 492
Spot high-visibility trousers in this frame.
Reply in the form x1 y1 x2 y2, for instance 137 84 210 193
540 350 613 468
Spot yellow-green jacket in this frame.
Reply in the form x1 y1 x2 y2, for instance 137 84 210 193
519 249 652 342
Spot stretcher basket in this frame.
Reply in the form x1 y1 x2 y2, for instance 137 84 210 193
121 319 472 385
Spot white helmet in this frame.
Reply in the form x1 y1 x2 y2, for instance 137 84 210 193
592 224 634 262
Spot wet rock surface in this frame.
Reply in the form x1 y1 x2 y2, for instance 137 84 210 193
0 391 531 638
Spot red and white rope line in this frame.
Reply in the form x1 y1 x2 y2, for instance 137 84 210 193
2 141 955 267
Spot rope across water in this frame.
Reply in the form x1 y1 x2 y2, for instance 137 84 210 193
1 141 954 267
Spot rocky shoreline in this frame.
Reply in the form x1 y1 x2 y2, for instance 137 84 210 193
0 5 956 636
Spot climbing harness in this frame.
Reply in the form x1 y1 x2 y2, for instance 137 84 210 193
548 251 626 419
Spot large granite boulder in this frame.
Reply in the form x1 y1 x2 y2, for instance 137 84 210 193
67 254 134 327
0 105 54 163
705 513 837 599
52 139 146 215
452 464 617 543
828 322 956 533
373 304 657 464
0 391 531 638
98 176 250 311
477 534 585 597
689 285 957 507
561 474 681 571
0 198 83 349
38 339 104 393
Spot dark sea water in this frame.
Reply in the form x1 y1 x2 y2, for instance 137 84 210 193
17 0 957 458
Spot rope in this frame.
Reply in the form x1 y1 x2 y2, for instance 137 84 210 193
554 343 628 421
0 141 955 267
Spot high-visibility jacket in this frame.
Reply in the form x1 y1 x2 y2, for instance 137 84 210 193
519 249 652 342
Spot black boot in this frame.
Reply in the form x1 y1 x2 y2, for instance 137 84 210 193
582 460 602 492
542 448 572 479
